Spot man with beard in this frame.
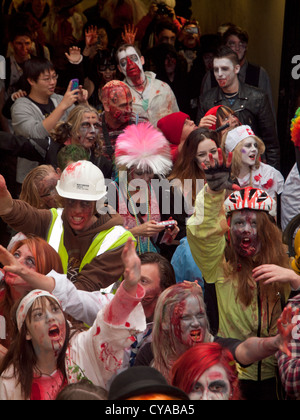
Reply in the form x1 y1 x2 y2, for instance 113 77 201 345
186 150 296 399
116 43 179 127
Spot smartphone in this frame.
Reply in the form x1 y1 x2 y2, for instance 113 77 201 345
157 220 176 228
70 78 79 91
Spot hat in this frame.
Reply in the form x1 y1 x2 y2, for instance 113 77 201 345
108 366 189 400
225 125 255 154
203 105 222 130
157 112 190 146
224 187 275 217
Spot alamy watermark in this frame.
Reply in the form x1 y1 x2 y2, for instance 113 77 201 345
292 55 300 80
97 172 205 226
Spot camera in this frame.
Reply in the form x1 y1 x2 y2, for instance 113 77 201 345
155 2 173 17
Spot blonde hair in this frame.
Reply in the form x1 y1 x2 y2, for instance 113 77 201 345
67 105 103 157
221 133 265 180
152 282 210 382
20 165 58 209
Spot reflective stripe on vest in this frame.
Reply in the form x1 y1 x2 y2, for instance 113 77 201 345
47 208 134 274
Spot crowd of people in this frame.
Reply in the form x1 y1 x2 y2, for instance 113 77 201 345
0 0 300 401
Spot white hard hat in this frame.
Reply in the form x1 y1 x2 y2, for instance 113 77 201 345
56 160 107 201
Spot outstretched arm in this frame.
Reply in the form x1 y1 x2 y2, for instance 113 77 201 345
0 175 14 216
235 306 298 365
0 245 55 291
253 264 300 290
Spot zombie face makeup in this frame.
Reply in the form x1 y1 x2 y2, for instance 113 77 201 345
77 112 100 150
213 58 240 91
38 170 60 209
230 210 260 257
196 139 218 169
240 137 259 167
189 364 231 400
25 297 66 356
117 46 145 86
109 89 133 123
64 198 96 232
129 166 154 183
5 244 37 299
176 295 207 351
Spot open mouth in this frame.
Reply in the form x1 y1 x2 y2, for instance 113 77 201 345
71 216 84 224
241 237 251 248
48 325 60 339
249 154 256 160
190 329 203 343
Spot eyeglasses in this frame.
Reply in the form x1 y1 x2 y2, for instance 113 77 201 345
40 188 58 198
99 64 116 72
227 41 247 50
39 74 59 83
183 26 199 35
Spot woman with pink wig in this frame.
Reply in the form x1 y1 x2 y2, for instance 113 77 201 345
112 122 185 259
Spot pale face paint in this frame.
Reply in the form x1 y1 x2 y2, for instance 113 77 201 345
195 139 218 169
213 57 240 91
176 295 207 352
117 46 145 86
240 137 259 168
25 298 66 357
189 364 231 400
230 210 260 257
77 112 100 150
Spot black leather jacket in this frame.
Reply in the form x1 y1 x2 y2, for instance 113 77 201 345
196 82 280 170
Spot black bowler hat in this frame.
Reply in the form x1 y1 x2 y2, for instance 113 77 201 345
108 366 189 400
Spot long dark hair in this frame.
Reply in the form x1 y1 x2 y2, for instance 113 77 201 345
169 128 220 204
0 296 70 400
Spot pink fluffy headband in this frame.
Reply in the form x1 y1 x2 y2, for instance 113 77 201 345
115 122 172 175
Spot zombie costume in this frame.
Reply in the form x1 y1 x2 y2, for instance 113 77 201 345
126 71 179 127
0 283 146 400
187 186 289 386
0 198 133 292
276 293 300 399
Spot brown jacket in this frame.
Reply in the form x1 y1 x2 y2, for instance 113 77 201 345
2 200 128 291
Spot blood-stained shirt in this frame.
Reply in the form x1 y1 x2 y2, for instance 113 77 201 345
0 282 146 400
125 72 179 127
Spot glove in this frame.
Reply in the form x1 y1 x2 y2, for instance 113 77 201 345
204 162 239 192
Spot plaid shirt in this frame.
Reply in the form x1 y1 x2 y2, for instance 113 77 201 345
276 293 300 399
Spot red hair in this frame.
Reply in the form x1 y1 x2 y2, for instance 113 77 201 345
9 235 63 275
171 342 242 400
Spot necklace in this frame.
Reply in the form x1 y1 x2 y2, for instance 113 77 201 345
127 185 152 254
130 77 148 100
